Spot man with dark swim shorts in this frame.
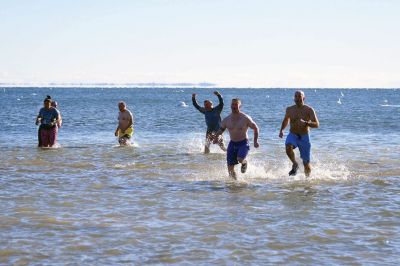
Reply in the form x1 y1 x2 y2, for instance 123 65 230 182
279 90 319 177
214 98 259 179
192 91 226 153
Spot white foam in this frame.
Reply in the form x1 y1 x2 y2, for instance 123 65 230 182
380 104 400 107
179 101 188 107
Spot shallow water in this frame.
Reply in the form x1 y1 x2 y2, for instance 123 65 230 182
0 87 399 264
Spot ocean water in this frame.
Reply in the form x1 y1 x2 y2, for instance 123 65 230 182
0 87 399 265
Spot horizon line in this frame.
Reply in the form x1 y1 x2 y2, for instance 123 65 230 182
0 83 398 90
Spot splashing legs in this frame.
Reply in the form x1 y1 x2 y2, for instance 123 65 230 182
304 162 311 177
228 165 237 180
286 144 299 170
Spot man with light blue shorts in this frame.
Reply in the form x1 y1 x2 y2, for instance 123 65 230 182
279 91 319 177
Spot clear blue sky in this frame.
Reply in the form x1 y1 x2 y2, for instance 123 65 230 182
1 0 399 87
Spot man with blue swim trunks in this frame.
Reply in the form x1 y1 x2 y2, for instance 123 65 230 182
192 91 226 153
214 98 259 179
279 90 319 177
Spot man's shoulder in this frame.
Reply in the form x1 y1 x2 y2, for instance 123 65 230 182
237 112 253 122
303 104 315 112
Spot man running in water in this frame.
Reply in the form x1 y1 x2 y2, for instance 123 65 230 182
115 101 134 146
36 96 60 147
214 98 259 179
192 91 226 153
279 90 319 177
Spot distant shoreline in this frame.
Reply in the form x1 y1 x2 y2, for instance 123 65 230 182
0 84 398 90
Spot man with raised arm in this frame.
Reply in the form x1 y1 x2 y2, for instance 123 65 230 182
214 98 259 179
192 91 226 153
279 90 319 177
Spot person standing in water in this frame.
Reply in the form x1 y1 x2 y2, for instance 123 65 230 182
38 95 62 146
115 101 134 146
192 91 226 153
279 90 319 177
214 98 259 179
36 96 60 147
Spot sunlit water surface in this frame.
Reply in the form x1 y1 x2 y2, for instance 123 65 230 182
0 88 399 265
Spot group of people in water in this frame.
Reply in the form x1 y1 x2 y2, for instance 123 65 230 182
35 90 319 179
192 90 319 179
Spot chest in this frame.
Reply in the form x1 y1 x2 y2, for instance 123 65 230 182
289 109 310 121
226 116 247 129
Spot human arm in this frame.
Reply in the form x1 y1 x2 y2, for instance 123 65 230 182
214 91 224 112
300 108 319 128
248 119 259 148
279 108 290 138
213 118 227 143
192 94 205 113
35 115 41 125
57 112 62 128
307 108 319 128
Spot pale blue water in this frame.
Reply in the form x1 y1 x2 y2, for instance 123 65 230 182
0 87 399 265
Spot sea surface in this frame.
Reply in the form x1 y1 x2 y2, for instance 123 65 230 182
0 87 399 265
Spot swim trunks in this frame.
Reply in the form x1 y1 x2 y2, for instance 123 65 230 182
227 139 250 165
118 127 134 139
285 132 311 163
39 125 58 147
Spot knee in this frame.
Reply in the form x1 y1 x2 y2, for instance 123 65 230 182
286 145 294 154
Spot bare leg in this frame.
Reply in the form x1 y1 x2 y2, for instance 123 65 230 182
204 140 211 154
238 157 247 173
204 133 212 154
228 165 237 180
286 144 299 175
304 162 311 177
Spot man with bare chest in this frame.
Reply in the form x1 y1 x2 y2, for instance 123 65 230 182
279 91 319 177
115 101 134 146
214 98 259 179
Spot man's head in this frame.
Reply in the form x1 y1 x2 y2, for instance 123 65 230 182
294 90 305 107
44 98 52 109
204 100 213 111
118 101 127 112
231 98 241 113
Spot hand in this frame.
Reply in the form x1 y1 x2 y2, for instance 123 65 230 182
300 119 309 126
279 131 284 138
192 93 196 98
114 130 118 137
214 91 220 96
254 141 259 148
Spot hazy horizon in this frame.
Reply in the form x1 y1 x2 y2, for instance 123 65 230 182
1 0 399 88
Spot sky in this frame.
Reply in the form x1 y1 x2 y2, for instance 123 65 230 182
1 0 399 88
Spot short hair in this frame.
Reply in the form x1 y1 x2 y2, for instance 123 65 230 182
204 100 213 105
118 101 126 106
295 90 305 97
231 98 241 104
